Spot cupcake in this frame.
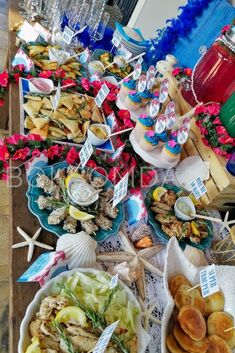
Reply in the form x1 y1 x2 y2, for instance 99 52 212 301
161 140 182 163
140 130 159 151
125 91 142 111
169 130 178 141
139 90 153 106
155 131 168 146
120 79 136 97
135 114 154 135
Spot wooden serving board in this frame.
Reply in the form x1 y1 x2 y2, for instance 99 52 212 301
165 72 235 211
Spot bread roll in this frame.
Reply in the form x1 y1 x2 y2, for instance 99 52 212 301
169 275 191 298
204 291 225 316
174 285 205 315
166 334 188 353
178 305 206 341
207 335 232 353
207 312 234 342
173 323 208 353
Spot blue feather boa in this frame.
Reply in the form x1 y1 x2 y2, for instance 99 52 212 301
145 0 213 65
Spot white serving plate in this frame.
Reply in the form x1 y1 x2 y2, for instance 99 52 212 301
162 237 235 353
19 268 150 353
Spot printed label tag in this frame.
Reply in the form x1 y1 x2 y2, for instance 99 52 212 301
12 48 34 72
155 114 166 133
161 78 169 89
159 86 168 103
190 176 207 199
200 264 219 298
112 31 122 48
93 321 120 353
147 73 155 90
113 172 129 208
138 74 147 93
95 83 110 108
165 101 175 115
183 117 191 130
110 274 119 289
118 45 132 60
149 99 160 117
52 84 61 110
177 126 189 144
146 65 155 80
110 144 126 162
79 138 94 168
137 56 144 64
133 63 142 80
62 26 74 45
166 112 176 130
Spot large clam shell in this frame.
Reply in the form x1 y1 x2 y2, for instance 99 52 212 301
56 231 97 269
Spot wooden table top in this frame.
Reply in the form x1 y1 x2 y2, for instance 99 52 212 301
9 3 57 352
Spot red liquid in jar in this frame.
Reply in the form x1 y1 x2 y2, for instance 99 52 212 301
182 42 235 105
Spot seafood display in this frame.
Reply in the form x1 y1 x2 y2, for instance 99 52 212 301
35 166 119 235
23 271 147 353
146 185 210 246
23 92 104 142
166 273 235 353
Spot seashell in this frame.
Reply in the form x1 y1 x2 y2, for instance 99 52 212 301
175 156 209 192
56 231 97 269
183 245 208 267
130 223 152 242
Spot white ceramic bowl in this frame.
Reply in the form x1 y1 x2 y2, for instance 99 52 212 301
48 47 71 64
67 178 99 206
174 196 196 221
88 124 111 147
18 268 150 353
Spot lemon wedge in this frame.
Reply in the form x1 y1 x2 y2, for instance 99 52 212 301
25 337 41 353
152 186 167 202
55 306 88 327
188 194 200 206
69 205 95 221
65 173 84 188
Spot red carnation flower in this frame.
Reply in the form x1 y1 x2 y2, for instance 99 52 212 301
0 70 9 87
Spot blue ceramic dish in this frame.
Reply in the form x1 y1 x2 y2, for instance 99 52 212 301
145 184 213 250
26 161 124 242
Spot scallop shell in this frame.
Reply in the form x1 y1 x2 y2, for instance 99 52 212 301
183 245 208 267
56 231 97 269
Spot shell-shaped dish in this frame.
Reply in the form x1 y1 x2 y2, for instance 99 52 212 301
162 237 235 353
183 245 208 267
175 156 209 191
56 231 97 269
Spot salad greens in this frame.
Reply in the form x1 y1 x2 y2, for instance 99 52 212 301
57 272 140 353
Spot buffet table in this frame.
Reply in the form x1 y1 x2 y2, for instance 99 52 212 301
9 2 56 352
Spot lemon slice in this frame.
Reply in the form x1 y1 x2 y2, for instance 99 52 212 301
152 186 167 202
25 337 41 353
188 194 200 206
65 173 84 188
69 205 95 221
55 306 88 327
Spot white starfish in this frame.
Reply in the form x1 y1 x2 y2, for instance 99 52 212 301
219 211 235 234
12 227 54 262
97 230 164 300
139 298 161 330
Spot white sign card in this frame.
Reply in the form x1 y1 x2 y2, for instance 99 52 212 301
149 99 160 118
110 274 119 289
133 63 142 80
183 117 191 130
52 83 61 110
79 138 94 168
17 21 39 43
155 114 166 134
118 45 132 60
95 83 110 108
161 78 169 89
137 56 144 64
138 74 147 92
12 48 34 72
106 112 118 132
92 320 120 353
62 26 74 45
113 172 129 208
112 31 122 48
34 22 51 41
146 65 155 80
90 72 100 82
199 264 219 298
190 176 207 199
177 126 189 144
